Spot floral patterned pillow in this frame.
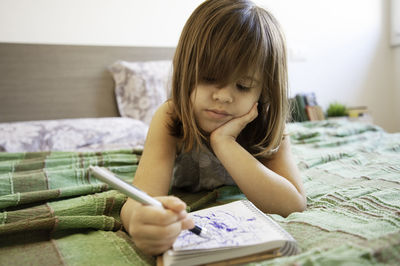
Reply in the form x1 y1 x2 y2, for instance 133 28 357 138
109 60 172 125
0 117 148 152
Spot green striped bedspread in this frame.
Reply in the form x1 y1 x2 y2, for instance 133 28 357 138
0 120 399 265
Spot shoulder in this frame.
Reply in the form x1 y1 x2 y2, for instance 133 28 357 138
149 101 175 130
146 101 179 148
153 100 174 120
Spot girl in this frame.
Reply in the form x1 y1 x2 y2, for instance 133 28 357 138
121 0 306 255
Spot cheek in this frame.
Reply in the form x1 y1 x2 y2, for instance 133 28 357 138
189 94 195 106
239 94 260 114
189 89 195 102
235 102 254 117
190 88 203 105
189 91 199 112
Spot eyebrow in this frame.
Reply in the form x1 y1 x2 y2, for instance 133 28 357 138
240 76 261 85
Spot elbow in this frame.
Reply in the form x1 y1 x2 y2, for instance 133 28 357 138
282 194 307 218
297 193 307 212
295 196 307 213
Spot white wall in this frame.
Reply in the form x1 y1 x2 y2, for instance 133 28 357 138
392 0 400 131
394 48 400 129
260 0 397 132
0 0 398 132
0 0 202 47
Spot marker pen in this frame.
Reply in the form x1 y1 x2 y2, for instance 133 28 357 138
89 166 211 239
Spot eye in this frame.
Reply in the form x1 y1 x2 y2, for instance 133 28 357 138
236 83 251 91
203 77 217 83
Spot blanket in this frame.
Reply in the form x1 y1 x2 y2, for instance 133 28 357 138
0 120 399 265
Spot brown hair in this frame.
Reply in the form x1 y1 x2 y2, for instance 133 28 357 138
170 0 288 158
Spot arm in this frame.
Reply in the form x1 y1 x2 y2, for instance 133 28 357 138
210 104 306 217
120 102 194 255
131 101 177 196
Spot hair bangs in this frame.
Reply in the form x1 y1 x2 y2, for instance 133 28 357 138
196 3 266 87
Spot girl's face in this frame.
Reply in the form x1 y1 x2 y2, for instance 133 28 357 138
190 73 262 134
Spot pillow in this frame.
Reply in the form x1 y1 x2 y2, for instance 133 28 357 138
0 117 149 152
109 60 172 124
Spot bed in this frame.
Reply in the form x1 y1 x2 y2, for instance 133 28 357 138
0 43 399 266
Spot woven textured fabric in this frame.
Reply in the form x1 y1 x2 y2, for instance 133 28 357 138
0 120 399 265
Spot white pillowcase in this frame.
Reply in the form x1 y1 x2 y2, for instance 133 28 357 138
109 60 172 125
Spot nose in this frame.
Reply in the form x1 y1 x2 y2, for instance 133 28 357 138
212 86 233 103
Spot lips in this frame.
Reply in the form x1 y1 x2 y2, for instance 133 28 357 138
205 109 231 120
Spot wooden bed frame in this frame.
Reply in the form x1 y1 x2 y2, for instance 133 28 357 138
0 43 175 122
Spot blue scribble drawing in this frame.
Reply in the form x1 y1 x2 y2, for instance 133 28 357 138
172 201 280 251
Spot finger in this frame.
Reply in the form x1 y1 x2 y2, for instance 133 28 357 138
235 102 259 129
246 102 259 122
158 196 190 221
157 196 187 214
130 219 183 241
135 240 175 256
134 233 177 256
181 216 195 230
134 205 181 226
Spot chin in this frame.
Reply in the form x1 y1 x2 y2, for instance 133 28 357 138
200 124 223 134
200 127 214 134
197 118 229 134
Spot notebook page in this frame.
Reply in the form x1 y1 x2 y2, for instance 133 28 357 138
173 200 285 251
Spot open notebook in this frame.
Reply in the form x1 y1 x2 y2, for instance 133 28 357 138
162 200 298 266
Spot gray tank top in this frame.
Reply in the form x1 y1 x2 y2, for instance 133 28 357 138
172 146 236 192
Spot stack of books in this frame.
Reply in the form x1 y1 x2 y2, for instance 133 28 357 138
290 92 325 122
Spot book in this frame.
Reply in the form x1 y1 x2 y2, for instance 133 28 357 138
294 94 308 122
292 92 325 121
302 92 325 121
306 105 325 121
303 92 318 106
161 200 298 266
347 106 368 118
305 105 317 121
289 98 301 122
313 105 325 120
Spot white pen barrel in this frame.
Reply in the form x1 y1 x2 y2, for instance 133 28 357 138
90 166 163 207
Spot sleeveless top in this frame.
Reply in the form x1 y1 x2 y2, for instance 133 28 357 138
172 146 236 192
172 142 280 192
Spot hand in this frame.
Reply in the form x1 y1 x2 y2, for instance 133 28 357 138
120 196 194 255
210 102 258 147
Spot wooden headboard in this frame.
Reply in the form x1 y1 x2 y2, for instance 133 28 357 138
0 43 175 122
